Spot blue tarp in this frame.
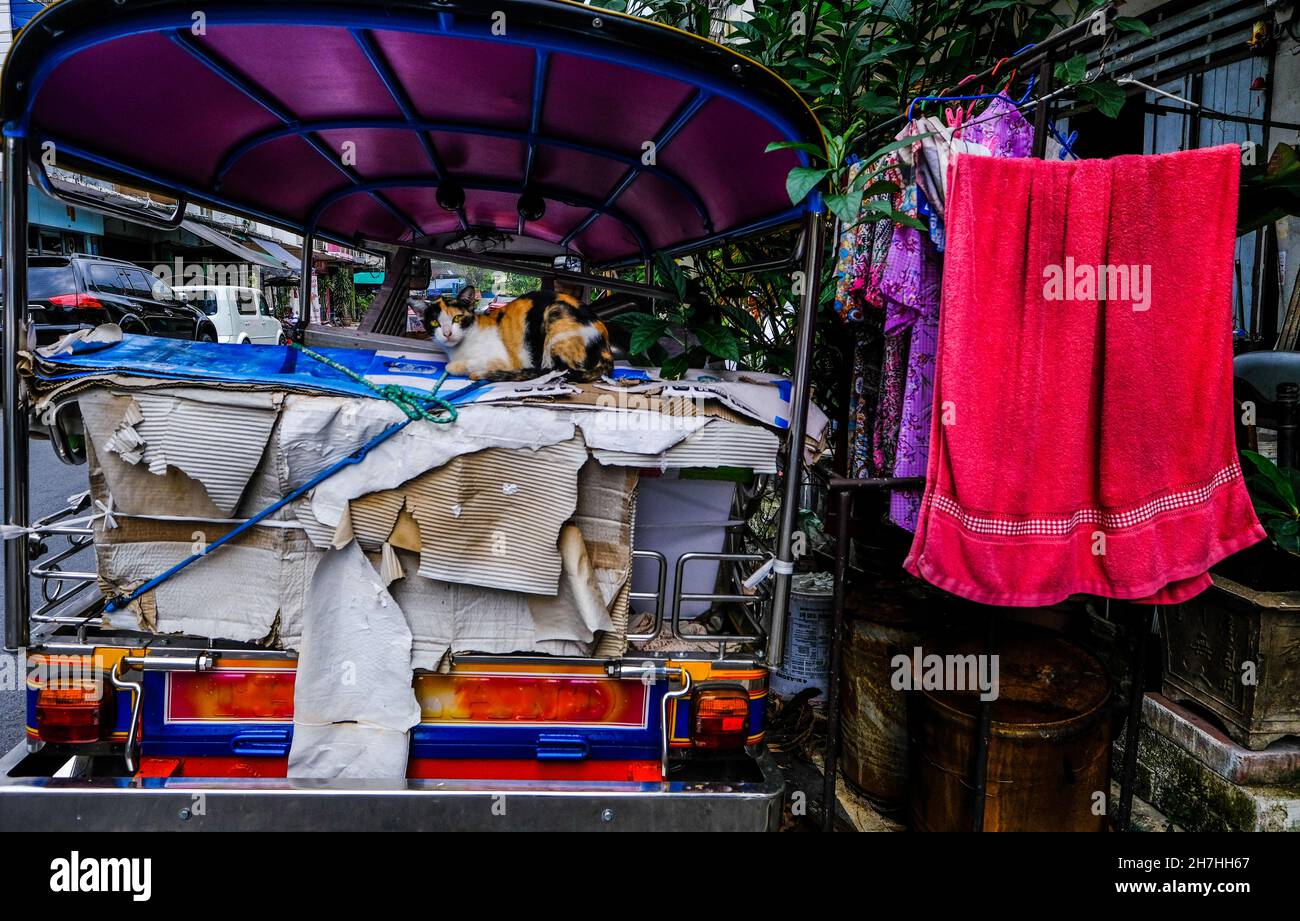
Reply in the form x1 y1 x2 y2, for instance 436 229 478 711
36 334 802 429
36 335 494 402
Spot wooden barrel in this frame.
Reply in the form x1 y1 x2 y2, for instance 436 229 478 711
909 626 1111 832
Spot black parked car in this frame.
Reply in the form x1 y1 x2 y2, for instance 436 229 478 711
15 254 219 347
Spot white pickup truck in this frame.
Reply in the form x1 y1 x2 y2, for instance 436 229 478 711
175 285 285 345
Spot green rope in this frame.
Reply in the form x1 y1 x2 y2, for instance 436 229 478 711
290 341 460 423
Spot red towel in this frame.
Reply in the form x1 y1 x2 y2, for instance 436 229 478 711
904 145 1264 606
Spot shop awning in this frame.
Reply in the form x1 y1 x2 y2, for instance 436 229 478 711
181 219 289 273
252 236 303 269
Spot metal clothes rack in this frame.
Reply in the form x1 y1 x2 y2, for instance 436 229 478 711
819 5 1151 834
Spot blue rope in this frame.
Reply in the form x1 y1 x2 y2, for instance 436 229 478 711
103 372 489 614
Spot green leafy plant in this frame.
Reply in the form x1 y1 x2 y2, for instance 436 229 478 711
1241 450 1300 556
611 253 742 380
1238 142 1300 236
1053 53 1126 118
768 124 920 227
591 0 1131 412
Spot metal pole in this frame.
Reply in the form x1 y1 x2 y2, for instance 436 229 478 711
1276 383 1298 470
1031 57 1054 160
820 487 852 832
3 135 31 650
1117 606 1152 831
767 211 823 667
298 231 313 342
969 610 999 831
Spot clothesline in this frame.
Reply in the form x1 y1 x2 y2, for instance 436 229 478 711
851 80 1079 179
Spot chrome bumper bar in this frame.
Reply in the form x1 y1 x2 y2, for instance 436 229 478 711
0 743 784 832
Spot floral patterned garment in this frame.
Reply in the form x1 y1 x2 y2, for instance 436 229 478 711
871 324 910 478
881 227 941 530
847 323 884 478
958 94 1035 159
832 163 896 323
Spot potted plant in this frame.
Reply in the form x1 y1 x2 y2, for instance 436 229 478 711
1160 451 1300 750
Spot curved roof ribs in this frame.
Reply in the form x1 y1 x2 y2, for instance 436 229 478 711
562 89 709 249
176 23 715 258
519 49 549 237
169 29 424 240
308 177 655 257
349 28 468 233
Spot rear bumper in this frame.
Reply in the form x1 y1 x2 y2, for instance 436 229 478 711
0 743 785 831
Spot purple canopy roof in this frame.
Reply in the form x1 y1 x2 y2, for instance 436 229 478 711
4 0 825 267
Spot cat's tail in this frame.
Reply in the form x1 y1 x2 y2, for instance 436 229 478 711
480 365 610 384
480 368 546 382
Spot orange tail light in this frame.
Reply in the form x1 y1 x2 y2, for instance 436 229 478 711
691 685 750 750
35 682 109 743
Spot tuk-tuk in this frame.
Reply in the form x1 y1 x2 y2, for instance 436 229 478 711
0 0 825 831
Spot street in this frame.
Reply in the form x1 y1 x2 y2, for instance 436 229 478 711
0 437 96 751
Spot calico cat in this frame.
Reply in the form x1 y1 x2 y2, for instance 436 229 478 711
423 289 614 383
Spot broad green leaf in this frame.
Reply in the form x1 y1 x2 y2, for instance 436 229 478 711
1242 450 1297 509
825 189 865 224
609 311 662 331
765 140 828 159
659 354 689 381
629 319 671 356
694 323 741 363
1054 53 1088 86
786 167 829 205
1113 16 1152 37
1076 79 1127 118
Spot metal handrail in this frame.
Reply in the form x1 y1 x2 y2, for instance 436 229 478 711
627 549 667 642
24 495 100 622
670 552 767 644
607 660 691 779
111 653 216 772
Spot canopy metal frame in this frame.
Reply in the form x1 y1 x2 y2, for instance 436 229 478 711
2 1 825 687
5 0 823 265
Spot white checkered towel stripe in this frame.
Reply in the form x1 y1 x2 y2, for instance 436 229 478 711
927 463 1243 538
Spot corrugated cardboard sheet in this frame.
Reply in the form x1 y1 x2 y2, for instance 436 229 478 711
288 541 420 779
350 434 588 595
76 378 774 656
48 334 808 772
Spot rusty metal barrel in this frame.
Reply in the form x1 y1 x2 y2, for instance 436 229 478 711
909 626 1111 832
840 612 931 805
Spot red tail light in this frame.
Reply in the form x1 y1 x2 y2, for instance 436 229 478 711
47 293 104 309
691 685 751 750
35 682 109 743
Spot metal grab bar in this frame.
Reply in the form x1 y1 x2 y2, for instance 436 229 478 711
670 552 767 643
111 653 216 773
25 494 100 614
627 549 667 642
607 661 691 779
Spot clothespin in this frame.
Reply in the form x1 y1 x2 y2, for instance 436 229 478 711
1050 123 1079 159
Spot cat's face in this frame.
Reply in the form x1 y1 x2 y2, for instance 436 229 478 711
427 296 476 348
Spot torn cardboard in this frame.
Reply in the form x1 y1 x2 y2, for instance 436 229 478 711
347 434 588 595
288 541 420 779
